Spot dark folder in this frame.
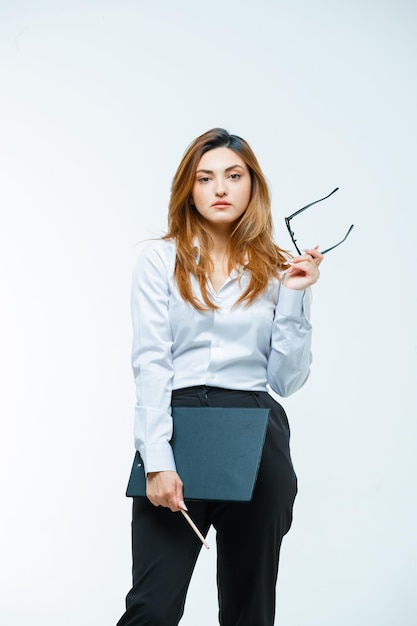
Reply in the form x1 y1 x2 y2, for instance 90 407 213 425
126 406 270 502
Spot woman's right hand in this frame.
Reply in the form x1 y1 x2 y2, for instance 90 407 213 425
146 470 186 512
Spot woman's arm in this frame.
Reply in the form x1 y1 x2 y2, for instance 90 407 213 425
267 249 323 396
131 240 184 511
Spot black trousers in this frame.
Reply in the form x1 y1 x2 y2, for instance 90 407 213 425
117 386 297 626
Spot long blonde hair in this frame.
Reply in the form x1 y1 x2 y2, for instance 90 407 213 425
164 128 288 310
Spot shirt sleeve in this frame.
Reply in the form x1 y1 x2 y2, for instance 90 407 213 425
131 242 176 474
267 284 313 397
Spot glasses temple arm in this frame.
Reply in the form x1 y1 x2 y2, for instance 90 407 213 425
285 187 339 221
321 224 354 254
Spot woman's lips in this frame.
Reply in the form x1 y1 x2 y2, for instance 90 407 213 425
212 201 231 207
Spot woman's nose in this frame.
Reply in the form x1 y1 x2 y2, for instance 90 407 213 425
215 180 228 196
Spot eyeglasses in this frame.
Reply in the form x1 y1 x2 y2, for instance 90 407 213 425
284 187 354 255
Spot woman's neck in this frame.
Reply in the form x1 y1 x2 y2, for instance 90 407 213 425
204 222 234 258
203 225 233 292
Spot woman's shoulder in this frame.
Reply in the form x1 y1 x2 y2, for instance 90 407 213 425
133 238 177 272
135 237 176 255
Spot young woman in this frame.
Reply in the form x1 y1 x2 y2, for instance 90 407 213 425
117 128 323 626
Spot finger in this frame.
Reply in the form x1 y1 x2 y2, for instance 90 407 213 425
304 247 324 266
157 478 184 512
292 256 322 274
305 251 323 264
167 497 180 512
168 480 185 513
286 264 320 285
288 259 319 275
151 491 178 511
177 487 186 512
291 254 315 264
166 493 182 512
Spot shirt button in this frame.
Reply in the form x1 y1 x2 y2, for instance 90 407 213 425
209 373 215 380
213 340 221 348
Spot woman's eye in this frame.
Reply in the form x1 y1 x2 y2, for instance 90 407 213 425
229 173 241 180
198 177 210 183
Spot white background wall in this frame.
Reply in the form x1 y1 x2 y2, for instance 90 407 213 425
1 1 416 624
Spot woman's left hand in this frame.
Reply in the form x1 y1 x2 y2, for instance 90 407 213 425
282 246 324 291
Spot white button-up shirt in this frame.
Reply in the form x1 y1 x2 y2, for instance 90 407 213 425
131 239 312 473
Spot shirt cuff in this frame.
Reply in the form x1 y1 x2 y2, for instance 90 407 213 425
277 284 310 318
141 442 176 475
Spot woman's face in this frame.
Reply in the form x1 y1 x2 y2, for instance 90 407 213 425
191 147 252 234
